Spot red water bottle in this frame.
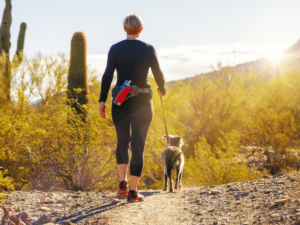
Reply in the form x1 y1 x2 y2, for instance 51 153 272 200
113 80 132 106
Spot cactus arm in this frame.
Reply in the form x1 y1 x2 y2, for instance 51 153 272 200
11 22 27 68
0 0 12 54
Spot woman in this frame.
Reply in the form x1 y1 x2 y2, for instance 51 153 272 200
99 13 166 203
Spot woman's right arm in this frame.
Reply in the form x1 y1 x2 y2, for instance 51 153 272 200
99 46 117 103
99 47 116 119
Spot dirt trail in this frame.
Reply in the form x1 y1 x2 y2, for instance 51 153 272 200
104 189 194 225
3 174 300 224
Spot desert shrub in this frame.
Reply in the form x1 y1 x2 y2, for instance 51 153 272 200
2 52 300 191
245 109 300 174
0 170 15 192
185 131 262 186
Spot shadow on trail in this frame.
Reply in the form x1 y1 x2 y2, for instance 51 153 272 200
54 191 163 224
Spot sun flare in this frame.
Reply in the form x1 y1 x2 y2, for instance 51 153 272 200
267 53 283 62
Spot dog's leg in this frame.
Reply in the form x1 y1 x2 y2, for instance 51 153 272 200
167 168 173 193
163 171 168 191
178 171 183 191
174 165 180 190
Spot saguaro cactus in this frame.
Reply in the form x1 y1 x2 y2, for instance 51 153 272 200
67 32 89 114
0 0 27 104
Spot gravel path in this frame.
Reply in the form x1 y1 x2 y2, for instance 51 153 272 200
2 174 300 224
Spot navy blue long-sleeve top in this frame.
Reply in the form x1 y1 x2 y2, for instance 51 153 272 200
99 40 166 102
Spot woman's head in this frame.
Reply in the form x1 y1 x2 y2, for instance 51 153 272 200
124 14 143 35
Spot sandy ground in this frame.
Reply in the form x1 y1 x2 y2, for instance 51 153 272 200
3 174 300 224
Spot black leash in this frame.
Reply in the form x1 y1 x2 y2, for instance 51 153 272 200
160 96 170 147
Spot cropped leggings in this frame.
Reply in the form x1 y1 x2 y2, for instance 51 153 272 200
112 98 153 177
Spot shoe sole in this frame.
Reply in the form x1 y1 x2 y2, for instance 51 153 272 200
127 198 144 203
117 190 128 196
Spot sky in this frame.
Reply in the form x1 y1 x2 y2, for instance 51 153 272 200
2 0 300 81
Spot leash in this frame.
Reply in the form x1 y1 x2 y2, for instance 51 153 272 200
160 96 170 147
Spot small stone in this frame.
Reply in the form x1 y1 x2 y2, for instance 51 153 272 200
38 206 51 212
228 188 238 192
213 219 218 224
275 199 288 205
42 200 54 204
210 190 222 195
16 212 29 222
271 214 280 218
208 208 215 212
235 192 249 198
264 190 273 194
241 223 249 225
56 199 66 204
276 181 285 184
296 209 300 212
32 215 50 225
72 195 81 198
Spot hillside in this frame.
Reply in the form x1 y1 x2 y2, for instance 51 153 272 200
168 39 300 85
2 174 300 224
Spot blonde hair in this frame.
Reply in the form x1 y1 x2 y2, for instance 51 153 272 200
123 14 144 35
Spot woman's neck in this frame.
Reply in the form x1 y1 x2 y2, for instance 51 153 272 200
126 34 139 40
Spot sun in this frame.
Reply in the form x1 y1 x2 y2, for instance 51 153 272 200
267 52 283 62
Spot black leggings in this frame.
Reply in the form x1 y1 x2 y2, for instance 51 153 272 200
112 97 153 177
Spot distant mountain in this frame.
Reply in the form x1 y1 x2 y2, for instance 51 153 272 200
284 39 300 54
168 39 300 85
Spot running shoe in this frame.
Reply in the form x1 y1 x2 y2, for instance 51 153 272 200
117 180 128 196
127 190 144 203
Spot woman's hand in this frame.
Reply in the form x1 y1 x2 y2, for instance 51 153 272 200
99 102 106 119
158 91 165 97
157 87 166 97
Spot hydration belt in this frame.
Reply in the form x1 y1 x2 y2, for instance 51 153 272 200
112 85 152 106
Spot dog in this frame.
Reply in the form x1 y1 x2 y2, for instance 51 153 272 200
161 135 185 192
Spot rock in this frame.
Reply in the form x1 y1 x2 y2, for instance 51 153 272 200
241 223 249 225
32 215 50 225
38 206 51 212
16 212 29 222
276 181 285 184
208 208 215 212
72 195 81 198
42 200 54 204
213 219 218 224
66 222 76 225
210 190 222 195
264 190 273 194
1 205 11 225
56 199 66 204
228 188 238 192
293 220 300 225
13 216 26 225
271 214 280 218
235 192 249 198
275 199 288 205
274 174 284 177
